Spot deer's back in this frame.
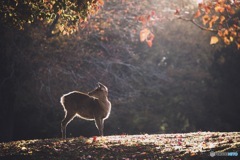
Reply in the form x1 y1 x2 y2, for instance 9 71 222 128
61 91 100 119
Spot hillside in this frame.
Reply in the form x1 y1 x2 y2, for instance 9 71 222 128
0 132 239 160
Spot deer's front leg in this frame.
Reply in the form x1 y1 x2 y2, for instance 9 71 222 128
95 118 104 136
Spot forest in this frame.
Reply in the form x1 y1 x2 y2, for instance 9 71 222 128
0 0 240 148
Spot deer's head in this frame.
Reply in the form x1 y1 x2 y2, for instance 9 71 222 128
88 82 109 98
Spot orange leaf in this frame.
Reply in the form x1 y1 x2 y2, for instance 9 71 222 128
97 0 104 6
210 36 219 45
228 8 235 15
146 40 153 47
137 15 147 25
223 29 229 36
209 15 219 28
211 15 219 22
218 30 223 37
219 15 225 24
194 10 201 18
202 15 210 25
230 31 237 37
140 28 150 42
204 6 211 14
146 33 154 47
215 5 225 13
225 4 235 14
57 9 62 15
236 42 240 50
225 4 231 11
223 37 231 45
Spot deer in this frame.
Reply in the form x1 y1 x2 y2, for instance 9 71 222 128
60 82 111 139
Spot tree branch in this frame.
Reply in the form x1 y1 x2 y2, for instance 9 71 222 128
177 16 218 32
46 14 60 38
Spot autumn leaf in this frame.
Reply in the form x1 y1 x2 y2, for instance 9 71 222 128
214 5 225 13
209 15 219 28
97 0 104 6
202 14 210 25
93 136 97 142
146 39 153 47
146 33 154 47
137 15 147 25
219 15 225 24
223 37 231 45
210 36 219 45
140 28 151 42
236 42 240 50
194 10 201 18
229 8 235 15
223 29 229 36
218 30 223 37
204 6 211 14
57 9 62 15
225 5 235 14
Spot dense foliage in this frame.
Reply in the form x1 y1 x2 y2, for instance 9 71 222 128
1 0 239 48
0 0 104 36
177 0 240 48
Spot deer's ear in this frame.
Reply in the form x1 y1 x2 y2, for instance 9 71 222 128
97 82 107 91
97 82 104 87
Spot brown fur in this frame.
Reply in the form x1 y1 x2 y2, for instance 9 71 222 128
60 82 111 138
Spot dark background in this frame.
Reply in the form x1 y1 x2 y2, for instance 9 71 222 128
0 0 240 142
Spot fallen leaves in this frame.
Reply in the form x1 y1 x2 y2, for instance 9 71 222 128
0 132 240 159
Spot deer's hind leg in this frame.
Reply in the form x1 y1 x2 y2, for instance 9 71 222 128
61 112 75 139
